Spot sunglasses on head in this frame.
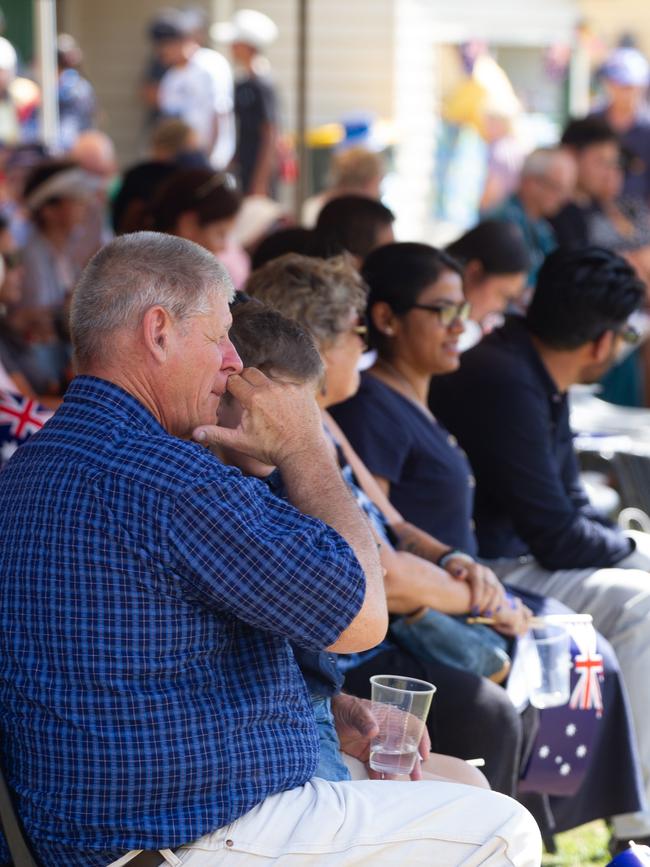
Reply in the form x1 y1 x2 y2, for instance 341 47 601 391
194 172 238 200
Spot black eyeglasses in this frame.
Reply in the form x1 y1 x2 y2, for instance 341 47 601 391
409 301 471 327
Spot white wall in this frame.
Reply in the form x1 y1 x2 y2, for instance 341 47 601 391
59 0 396 167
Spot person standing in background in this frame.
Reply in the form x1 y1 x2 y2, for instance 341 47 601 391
56 34 97 152
213 9 279 197
590 46 650 204
157 8 235 171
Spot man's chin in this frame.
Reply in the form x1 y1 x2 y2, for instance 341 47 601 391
579 361 614 385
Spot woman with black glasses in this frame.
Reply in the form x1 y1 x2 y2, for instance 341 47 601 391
331 243 475 544
330 241 644 839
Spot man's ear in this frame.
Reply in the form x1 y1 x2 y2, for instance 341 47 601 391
591 329 616 364
463 259 484 290
142 306 172 362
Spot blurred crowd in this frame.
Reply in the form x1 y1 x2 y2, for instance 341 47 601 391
4 6 650 864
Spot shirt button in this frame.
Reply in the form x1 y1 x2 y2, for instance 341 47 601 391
468 474 476 488
447 434 458 447
226 839 234 848
469 519 476 531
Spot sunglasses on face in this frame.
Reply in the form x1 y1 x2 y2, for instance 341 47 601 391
618 323 640 345
408 301 471 327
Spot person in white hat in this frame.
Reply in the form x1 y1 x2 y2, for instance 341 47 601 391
212 9 280 197
589 45 650 203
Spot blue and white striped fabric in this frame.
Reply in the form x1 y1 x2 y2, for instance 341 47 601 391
0 375 365 866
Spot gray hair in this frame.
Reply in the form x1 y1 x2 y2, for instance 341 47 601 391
521 147 569 179
70 231 234 369
245 253 367 348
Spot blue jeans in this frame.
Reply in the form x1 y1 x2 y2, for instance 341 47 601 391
390 608 510 679
311 696 351 782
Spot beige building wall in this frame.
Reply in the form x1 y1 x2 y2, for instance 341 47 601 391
57 0 395 167
579 0 650 56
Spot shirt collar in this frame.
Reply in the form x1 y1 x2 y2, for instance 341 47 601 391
63 375 168 437
500 316 564 405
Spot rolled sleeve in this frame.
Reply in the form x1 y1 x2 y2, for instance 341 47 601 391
168 467 366 649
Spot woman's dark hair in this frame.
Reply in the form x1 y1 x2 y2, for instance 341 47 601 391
446 220 531 275
251 226 345 270
23 159 78 204
560 116 619 152
527 246 644 350
362 242 463 354
23 159 81 228
315 194 394 260
150 168 241 233
111 160 177 234
229 298 324 383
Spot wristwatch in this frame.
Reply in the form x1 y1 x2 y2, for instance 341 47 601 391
437 548 474 570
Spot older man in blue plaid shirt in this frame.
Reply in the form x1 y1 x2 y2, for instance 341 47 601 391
0 233 541 867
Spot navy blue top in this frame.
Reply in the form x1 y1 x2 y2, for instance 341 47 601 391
0 376 365 865
331 373 478 556
429 316 634 570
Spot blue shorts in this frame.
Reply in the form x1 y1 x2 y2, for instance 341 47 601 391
311 696 352 782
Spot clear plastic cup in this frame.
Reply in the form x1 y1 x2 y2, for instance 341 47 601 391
369 675 436 775
527 625 572 709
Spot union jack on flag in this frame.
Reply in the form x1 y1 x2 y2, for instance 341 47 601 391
0 390 53 467
569 621 604 716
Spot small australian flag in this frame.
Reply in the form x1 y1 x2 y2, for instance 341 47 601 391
0 390 53 468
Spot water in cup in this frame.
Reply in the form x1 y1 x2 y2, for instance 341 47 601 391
368 675 436 776
369 737 420 775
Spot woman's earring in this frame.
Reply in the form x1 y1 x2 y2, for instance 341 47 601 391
384 327 394 336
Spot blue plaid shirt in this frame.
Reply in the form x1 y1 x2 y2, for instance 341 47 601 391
0 376 365 866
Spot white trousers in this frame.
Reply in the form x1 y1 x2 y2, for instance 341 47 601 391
488 530 650 840
109 778 541 866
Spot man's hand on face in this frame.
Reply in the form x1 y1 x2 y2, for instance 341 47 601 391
193 367 326 468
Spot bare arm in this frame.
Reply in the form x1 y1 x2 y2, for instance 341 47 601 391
323 410 506 613
381 544 471 614
195 369 387 652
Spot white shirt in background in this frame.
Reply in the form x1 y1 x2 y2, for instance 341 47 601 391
159 48 235 170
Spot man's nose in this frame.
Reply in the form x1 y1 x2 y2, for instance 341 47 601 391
223 338 244 375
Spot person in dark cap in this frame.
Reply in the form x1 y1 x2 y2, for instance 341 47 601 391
590 46 650 203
